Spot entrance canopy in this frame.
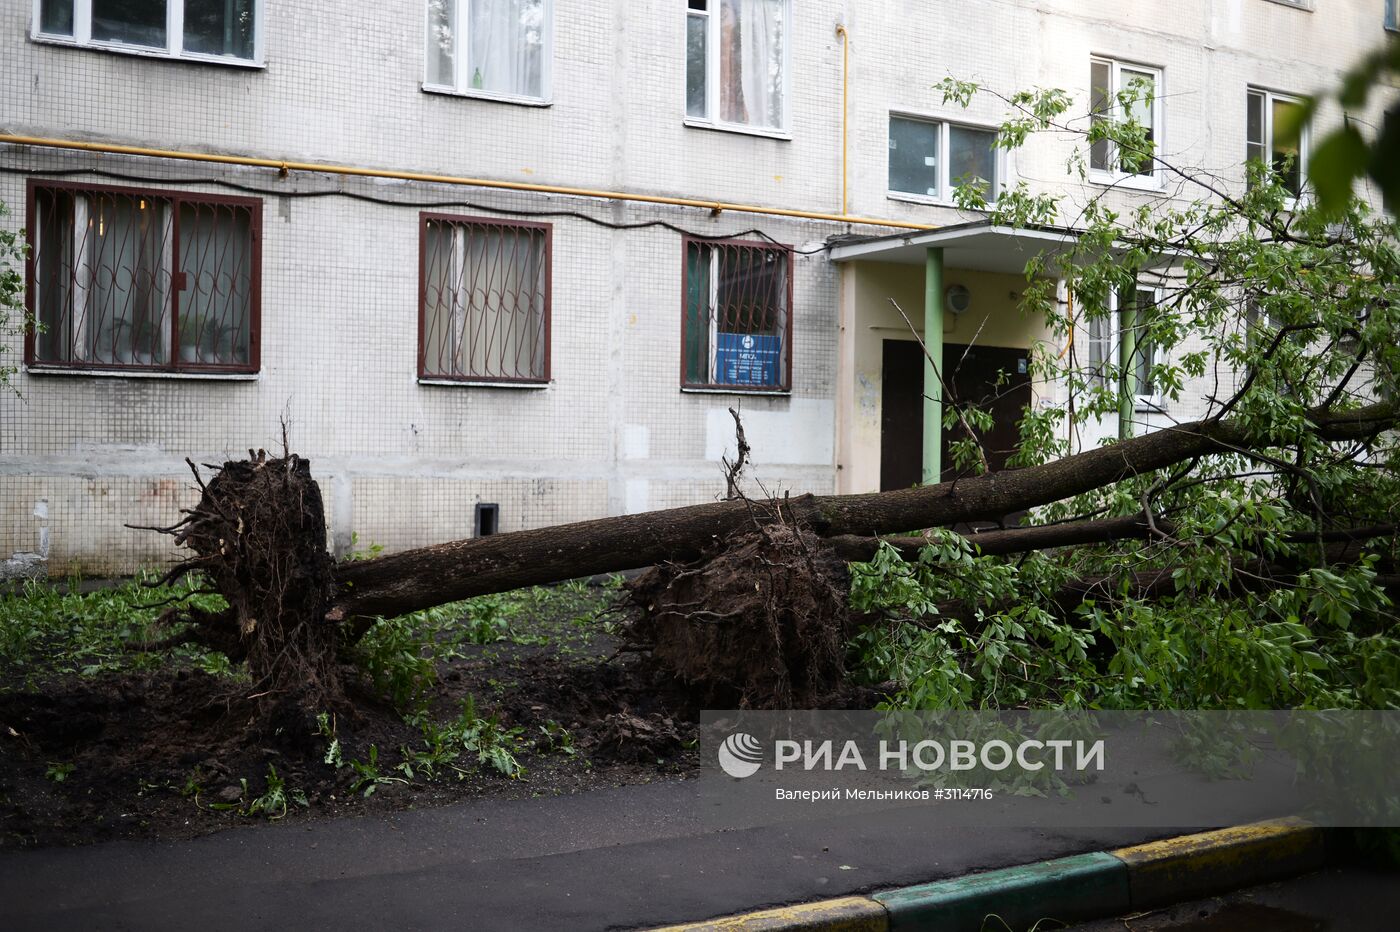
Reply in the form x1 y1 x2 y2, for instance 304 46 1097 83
827 219 1178 489
826 219 1178 275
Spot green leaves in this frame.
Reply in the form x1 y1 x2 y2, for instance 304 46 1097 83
1305 41 1400 214
0 201 35 394
1309 121 1370 215
849 512 1398 712
0 573 232 684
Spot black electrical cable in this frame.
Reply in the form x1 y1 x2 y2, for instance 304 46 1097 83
0 164 839 256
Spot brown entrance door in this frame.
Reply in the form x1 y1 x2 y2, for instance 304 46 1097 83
879 340 1033 492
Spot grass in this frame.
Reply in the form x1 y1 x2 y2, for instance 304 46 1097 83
0 572 624 696
352 576 623 711
0 573 233 686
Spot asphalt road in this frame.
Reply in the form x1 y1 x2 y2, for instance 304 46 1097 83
0 778 1200 931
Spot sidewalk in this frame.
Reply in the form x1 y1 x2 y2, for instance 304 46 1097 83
0 778 1220 931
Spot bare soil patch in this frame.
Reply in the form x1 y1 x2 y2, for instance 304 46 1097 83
0 585 698 848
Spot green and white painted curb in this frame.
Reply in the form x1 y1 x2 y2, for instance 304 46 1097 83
648 818 1327 932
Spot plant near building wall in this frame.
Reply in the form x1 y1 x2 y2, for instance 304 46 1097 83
0 201 34 395
847 76 1400 713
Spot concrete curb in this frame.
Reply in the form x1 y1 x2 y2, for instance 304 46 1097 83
646 818 1327 932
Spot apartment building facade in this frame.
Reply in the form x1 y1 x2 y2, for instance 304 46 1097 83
0 1 1394 574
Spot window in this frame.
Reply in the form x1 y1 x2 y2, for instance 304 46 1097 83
420 215 550 384
1083 286 1157 408
682 239 790 391
888 115 999 204
27 182 260 373
1247 88 1308 198
1089 57 1162 184
33 0 260 63
685 0 789 134
425 0 551 102
1387 0 1398 32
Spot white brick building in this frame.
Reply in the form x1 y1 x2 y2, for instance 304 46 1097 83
0 1 1394 574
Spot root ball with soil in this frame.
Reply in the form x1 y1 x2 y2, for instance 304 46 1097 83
623 522 852 709
149 451 343 725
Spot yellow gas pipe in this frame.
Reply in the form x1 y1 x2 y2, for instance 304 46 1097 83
1 134 933 232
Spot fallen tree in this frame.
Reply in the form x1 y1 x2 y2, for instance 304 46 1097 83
146 399 1397 714
331 402 1395 624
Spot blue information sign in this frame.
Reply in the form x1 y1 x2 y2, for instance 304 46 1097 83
714 332 780 387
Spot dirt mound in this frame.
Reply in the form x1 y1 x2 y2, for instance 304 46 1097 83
624 523 851 709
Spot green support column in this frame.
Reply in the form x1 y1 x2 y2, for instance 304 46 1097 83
923 247 945 484
1118 295 1137 441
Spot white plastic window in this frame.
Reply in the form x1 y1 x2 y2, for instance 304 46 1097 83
685 0 789 133
34 0 260 64
425 0 551 103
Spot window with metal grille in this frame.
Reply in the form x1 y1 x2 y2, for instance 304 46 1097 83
419 214 551 384
27 181 260 373
682 239 791 391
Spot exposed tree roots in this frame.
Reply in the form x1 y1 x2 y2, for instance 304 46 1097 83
623 523 851 709
145 451 343 730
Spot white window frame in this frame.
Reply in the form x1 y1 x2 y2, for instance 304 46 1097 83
30 0 265 67
422 0 554 106
1082 287 1161 411
683 0 793 140
1088 56 1164 191
885 111 1003 207
1246 86 1310 203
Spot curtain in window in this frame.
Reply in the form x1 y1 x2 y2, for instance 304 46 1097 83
469 0 545 98
461 228 545 379
718 0 784 129
1085 311 1113 383
427 0 456 86
39 0 74 35
685 9 708 118
423 221 546 381
42 192 174 366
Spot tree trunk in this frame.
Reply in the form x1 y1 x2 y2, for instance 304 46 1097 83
826 514 1165 563
332 402 1395 625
